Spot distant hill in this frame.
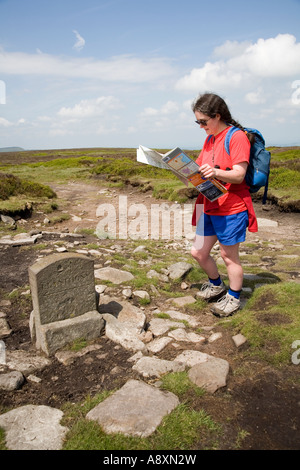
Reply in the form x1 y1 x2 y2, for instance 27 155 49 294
0 147 25 152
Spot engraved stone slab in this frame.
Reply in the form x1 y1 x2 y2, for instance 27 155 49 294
28 253 96 325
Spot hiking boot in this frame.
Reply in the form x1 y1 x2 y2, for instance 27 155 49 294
210 293 240 317
197 281 226 301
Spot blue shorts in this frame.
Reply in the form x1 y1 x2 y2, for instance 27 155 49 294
196 210 249 246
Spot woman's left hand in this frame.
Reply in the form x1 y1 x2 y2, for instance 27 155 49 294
199 163 216 179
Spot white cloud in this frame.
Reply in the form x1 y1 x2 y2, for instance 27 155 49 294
140 107 158 117
176 61 244 91
161 100 179 114
176 34 300 92
57 96 120 118
0 49 174 83
0 117 13 127
96 124 117 135
140 100 179 118
213 40 251 59
73 30 85 52
245 88 266 104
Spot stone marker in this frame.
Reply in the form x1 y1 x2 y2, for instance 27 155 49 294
29 253 96 324
86 379 179 437
29 253 104 356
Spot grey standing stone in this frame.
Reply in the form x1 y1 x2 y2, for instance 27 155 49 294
28 253 104 356
29 253 97 325
86 379 179 437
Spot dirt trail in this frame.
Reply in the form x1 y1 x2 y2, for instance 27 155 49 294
49 180 300 241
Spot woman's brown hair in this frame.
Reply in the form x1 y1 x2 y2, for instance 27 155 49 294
192 92 255 144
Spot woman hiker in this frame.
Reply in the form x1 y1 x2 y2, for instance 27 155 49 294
190 92 258 317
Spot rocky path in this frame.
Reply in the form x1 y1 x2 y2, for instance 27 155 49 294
0 182 299 450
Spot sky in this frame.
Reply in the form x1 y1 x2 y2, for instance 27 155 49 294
0 0 300 151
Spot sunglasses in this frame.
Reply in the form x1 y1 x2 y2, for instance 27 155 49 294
195 117 212 126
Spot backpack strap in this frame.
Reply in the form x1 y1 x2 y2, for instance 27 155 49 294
224 126 240 155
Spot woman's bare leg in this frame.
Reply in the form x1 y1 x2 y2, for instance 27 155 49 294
219 242 243 291
191 234 218 278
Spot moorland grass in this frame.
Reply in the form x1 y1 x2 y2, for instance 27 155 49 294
225 282 300 365
1 146 299 209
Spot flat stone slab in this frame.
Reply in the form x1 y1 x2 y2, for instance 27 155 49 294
148 318 185 337
165 309 200 328
168 328 206 344
94 267 134 284
132 356 185 378
147 337 173 353
0 236 38 246
166 296 196 308
99 295 146 329
174 350 209 367
6 350 51 376
86 379 179 437
103 314 147 353
0 405 68 450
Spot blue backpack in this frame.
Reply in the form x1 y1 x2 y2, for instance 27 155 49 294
210 127 271 204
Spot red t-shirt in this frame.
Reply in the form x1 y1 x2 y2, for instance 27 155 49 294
196 127 251 215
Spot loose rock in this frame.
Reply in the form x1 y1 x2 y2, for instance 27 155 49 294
188 356 230 393
0 371 24 391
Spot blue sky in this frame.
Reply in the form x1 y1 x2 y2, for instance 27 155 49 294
0 0 300 150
